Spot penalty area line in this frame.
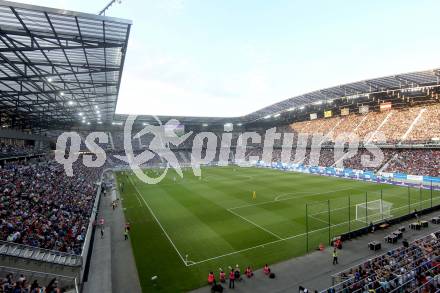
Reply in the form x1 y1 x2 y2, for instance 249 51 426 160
307 214 329 225
187 218 354 266
227 208 283 240
229 186 357 211
128 177 190 267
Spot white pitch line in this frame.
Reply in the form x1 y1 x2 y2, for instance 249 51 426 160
274 186 359 202
309 194 440 218
128 177 189 266
189 197 440 266
308 214 329 225
187 218 352 266
227 208 283 240
229 186 358 211
133 191 142 206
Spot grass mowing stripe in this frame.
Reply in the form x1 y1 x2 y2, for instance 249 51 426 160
128 176 189 266
226 208 283 240
120 167 429 292
188 214 356 266
230 186 360 210
166 173 278 258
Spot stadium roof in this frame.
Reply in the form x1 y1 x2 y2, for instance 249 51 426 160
243 67 440 122
117 67 440 126
0 1 437 129
0 0 131 128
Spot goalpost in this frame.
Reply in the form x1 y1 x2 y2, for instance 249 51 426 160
355 199 392 223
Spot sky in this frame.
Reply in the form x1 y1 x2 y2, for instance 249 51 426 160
14 0 440 117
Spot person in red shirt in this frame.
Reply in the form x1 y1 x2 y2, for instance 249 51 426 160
229 269 235 289
207 272 215 285
334 238 342 249
245 266 253 278
263 264 271 275
219 270 226 283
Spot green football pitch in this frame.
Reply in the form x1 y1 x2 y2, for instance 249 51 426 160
116 166 440 293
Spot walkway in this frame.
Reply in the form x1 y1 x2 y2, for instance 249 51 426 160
190 212 440 293
83 179 142 293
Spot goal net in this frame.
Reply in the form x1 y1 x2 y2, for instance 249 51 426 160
355 199 392 223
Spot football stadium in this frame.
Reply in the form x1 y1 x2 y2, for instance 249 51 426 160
1 1 440 293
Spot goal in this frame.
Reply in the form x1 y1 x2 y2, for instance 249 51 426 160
355 199 392 223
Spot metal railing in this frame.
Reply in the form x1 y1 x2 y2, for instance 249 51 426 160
0 265 78 293
325 229 440 292
0 240 82 267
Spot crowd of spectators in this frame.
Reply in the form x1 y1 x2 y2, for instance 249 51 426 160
245 147 395 171
0 143 43 159
406 103 440 142
0 159 102 255
289 103 440 143
290 116 338 138
0 273 65 293
379 106 422 142
384 150 440 177
326 232 440 293
241 145 440 178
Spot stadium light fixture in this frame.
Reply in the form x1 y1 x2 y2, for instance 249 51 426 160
314 100 322 105
60 91 64 96
264 115 271 119
299 106 305 110
87 122 91 125
78 112 83 116
237 123 242 126
96 110 100 114
98 121 102 125
274 113 281 118
47 77 52 83
202 123 208 127
67 100 74 106
287 107 295 111
94 105 99 109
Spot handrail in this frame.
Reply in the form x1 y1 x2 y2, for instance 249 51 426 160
80 168 107 257
408 271 440 293
0 240 82 266
0 265 77 290
325 229 440 292
0 265 76 280
345 245 440 293
389 265 439 293
330 228 440 279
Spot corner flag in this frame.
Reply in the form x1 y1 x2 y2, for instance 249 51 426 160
252 191 256 200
